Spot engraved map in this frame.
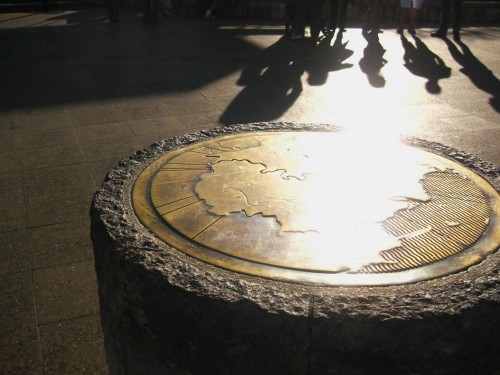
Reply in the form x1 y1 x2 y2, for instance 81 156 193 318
146 132 491 275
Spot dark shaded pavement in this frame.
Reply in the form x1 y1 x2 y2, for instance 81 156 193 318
0 7 498 374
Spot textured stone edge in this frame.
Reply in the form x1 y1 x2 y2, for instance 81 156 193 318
91 122 500 321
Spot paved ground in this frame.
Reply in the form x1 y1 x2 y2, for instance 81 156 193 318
0 5 498 374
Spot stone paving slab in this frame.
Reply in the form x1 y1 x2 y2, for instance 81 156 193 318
0 6 498 374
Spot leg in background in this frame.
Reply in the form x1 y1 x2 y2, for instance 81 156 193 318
398 1 410 33
452 0 463 38
338 0 349 31
309 0 323 40
409 7 419 33
431 0 450 37
293 0 308 38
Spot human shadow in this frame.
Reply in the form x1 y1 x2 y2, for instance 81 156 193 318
400 34 451 94
359 31 387 88
444 39 500 111
220 34 354 125
307 33 354 86
219 37 305 125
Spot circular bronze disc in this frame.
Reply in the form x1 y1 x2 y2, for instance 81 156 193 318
132 131 500 286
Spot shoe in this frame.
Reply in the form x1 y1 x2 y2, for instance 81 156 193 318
396 27 403 34
408 27 416 35
431 30 446 38
452 31 460 40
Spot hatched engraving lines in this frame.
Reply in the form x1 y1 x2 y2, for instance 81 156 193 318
362 172 491 273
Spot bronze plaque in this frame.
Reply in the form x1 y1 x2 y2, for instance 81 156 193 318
132 131 500 286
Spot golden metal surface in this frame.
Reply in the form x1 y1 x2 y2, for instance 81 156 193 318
132 131 500 286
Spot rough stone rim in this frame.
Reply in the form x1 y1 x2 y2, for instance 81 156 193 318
92 122 500 319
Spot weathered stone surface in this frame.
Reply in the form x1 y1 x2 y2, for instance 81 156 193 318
91 122 499 374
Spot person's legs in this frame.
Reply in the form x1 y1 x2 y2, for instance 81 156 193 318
398 9 408 33
362 0 377 31
363 0 376 31
440 0 451 31
398 0 410 33
409 0 422 33
338 0 348 31
367 0 383 31
330 0 340 30
431 0 450 36
371 0 382 31
309 0 323 40
408 8 419 33
293 0 308 38
452 0 463 38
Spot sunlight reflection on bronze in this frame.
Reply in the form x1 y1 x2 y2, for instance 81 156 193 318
132 131 499 286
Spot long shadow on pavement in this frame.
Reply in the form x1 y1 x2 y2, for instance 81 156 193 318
400 34 451 94
220 33 353 125
359 31 387 88
444 38 500 112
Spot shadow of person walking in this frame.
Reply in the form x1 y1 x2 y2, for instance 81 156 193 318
307 33 354 86
400 34 451 94
444 39 500 111
220 35 354 125
359 31 387 88
220 37 305 125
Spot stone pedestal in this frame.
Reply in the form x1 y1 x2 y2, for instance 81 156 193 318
91 122 500 375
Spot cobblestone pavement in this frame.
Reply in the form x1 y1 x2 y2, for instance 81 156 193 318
0 6 498 374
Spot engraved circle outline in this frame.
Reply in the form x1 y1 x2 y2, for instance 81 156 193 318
132 131 500 286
